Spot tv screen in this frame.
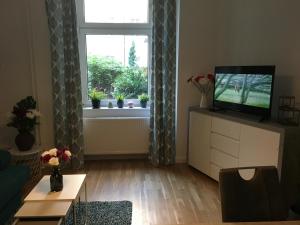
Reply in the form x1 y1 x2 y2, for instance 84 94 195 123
213 66 275 117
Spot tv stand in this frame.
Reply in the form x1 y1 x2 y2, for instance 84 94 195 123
188 106 300 211
208 107 226 113
259 115 270 123
209 108 270 123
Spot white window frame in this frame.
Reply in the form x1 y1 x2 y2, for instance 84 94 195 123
76 0 152 108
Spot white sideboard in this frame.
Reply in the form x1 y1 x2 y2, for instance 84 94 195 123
188 109 284 181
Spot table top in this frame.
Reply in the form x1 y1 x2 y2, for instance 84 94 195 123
15 201 72 218
24 174 86 201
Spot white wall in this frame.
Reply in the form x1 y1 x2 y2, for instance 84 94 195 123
0 0 54 149
176 0 218 162
215 0 300 115
176 0 300 162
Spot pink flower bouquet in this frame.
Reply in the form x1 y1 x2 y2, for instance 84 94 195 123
187 74 214 95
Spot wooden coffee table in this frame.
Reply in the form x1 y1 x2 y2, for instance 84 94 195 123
15 174 87 225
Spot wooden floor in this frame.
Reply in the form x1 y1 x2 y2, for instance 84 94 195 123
84 160 222 225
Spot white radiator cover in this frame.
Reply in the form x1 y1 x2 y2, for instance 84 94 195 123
83 117 150 155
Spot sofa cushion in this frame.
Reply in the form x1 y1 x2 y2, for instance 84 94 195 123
0 165 29 210
0 150 11 170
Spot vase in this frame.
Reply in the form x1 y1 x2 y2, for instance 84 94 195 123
117 100 124 108
140 101 147 108
92 100 100 109
50 167 63 192
15 131 35 151
200 94 208 108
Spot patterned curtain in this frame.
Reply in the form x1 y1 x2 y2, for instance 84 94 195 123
45 0 84 169
149 0 177 165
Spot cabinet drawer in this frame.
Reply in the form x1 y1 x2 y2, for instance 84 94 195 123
211 149 238 168
239 124 280 168
210 163 221 181
210 133 239 157
211 117 240 140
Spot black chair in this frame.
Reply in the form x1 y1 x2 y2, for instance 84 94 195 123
219 166 288 222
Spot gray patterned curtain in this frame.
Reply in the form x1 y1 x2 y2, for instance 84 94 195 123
149 0 177 165
45 0 84 169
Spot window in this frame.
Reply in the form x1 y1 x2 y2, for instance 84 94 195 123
76 0 151 107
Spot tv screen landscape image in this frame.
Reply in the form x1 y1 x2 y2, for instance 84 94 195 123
214 73 273 109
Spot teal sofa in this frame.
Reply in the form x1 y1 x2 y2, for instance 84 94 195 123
0 150 29 224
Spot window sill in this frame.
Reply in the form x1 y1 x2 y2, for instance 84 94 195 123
83 107 150 118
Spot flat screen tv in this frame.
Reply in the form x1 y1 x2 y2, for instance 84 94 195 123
213 66 275 118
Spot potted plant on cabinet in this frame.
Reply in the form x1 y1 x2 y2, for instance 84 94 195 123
89 89 106 109
7 96 41 151
116 94 125 108
138 93 149 108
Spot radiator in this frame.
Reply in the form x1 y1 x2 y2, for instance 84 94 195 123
83 117 150 155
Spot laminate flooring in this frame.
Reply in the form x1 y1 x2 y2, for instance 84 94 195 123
84 160 221 225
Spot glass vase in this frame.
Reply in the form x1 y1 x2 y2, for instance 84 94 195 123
200 94 208 108
50 166 63 192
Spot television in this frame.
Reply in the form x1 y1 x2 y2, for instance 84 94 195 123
213 66 275 118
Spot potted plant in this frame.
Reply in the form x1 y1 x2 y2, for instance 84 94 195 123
41 147 72 192
7 96 41 151
138 93 149 108
89 89 106 109
116 94 125 108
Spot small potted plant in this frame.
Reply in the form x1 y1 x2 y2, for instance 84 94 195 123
138 93 149 108
41 147 72 192
116 94 125 108
7 96 41 151
89 89 106 109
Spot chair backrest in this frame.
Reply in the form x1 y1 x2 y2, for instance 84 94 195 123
219 166 288 222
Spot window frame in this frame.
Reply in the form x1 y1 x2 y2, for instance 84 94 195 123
76 0 152 107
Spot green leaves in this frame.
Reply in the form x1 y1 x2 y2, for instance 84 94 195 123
128 41 137 67
113 67 148 99
115 94 124 101
88 88 106 101
138 93 149 102
87 55 124 97
87 55 148 99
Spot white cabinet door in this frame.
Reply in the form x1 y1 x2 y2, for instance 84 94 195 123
239 124 280 179
188 112 212 175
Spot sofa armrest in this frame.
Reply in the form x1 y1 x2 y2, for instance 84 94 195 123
0 150 11 170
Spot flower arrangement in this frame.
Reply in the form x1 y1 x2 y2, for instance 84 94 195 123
187 74 214 95
41 147 72 167
188 74 214 108
7 96 40 133
41 147 71 192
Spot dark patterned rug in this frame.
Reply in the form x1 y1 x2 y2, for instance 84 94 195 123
65 201 132 225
